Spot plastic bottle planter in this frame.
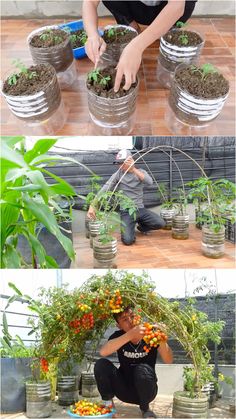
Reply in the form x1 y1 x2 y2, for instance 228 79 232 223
172 215 189 240
172 391 208 418
160 208 177 230
169 64 230 127
201 226 225 259
28 25 76 89
157 29 204 88
1 64 62 125
100 25 138 66
93 237 117 268
81 372 99 398
201 382 217 409
26 381 52 418
58 376 79 406
89 221 104 248
87 81 139 135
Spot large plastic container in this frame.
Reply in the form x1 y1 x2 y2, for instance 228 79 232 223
100 24 138 66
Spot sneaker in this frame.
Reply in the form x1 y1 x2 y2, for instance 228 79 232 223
141 409 157 418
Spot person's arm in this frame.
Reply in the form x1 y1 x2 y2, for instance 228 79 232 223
114 0 185 91
82 0 106 64
123 157 153 185
100 325 146 357
158 341 173 363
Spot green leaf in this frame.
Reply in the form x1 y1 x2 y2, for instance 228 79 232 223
22 196 75 261
45 255 59 268
8 282 23 296
8 184 42 191
1 141 28 168
0 136 25 147
24 139 57 163
5 167 29 182
31 155 95 175
2 245 21 268
41 168 77 196
2 312 9 335
5 295 19 310
28 329 36 336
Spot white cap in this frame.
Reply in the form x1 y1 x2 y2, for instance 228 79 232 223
113 149 132 164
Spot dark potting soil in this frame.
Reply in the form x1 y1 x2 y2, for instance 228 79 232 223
70 29 87 49
3 64 56 96
102 27 137 44
30 28 68 48
175 66 229 99
163 30 203 47
87 66 137 98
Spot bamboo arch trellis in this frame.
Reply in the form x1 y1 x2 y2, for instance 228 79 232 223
97 145 215 225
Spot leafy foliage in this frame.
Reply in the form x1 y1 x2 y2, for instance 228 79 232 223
0 137 94 268
87 69 111 87
7 59 37 86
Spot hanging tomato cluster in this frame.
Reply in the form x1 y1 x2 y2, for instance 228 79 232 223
70 400 113 416
40 357 49 373
143 322 168 353
109 289 123 313
69 312 94 334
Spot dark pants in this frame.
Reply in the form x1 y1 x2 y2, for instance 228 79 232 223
120 207 166 245
94 358 158 412
102 1 197 26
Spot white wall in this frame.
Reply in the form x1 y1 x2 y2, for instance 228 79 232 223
2 0 235 18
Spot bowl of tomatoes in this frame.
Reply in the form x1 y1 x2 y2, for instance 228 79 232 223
67 400 115 418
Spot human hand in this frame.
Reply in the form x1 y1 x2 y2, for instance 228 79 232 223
121 156 135 172
128 325 146 342
114 39 142 92
85 34 107 65
87 205 96 220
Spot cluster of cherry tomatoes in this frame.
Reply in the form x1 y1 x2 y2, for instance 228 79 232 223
70 400 113 416
40 357 49 373
69 312 94 334
143 322 168 353
109 289 123 313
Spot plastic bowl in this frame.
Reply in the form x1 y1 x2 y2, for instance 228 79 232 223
59 20 103 59
67 410 114 418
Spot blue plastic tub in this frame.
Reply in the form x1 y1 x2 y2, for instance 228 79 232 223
59 20 103 60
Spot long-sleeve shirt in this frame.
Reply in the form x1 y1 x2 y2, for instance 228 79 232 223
98 169 153 208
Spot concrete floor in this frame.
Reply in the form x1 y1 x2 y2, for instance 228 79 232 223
1 396 235 419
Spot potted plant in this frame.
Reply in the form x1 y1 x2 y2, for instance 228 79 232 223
169 63 230 127
157 21 204 88
86 66 139 134
171 188 189 240
89 190 137 267
0 312 36 414
158 183 177 230
101 24 138 66
0 137 93 268
187 177 236 258
1 60 63 129
57 357 82 406
27 25 76 89
26 379 52 418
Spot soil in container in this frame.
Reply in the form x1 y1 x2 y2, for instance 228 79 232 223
29 28 68 48
28 27 74 73
102 26 137 44
173 65 229 99
3 64 56 96
69 29 87 49
163 30 202 48
87 66 137 98
2 63 61 122
169 63 230 126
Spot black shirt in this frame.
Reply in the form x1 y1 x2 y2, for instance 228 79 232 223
108 330 158 378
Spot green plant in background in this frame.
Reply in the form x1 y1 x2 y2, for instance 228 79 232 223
1 310 35 358
173 187 188 215
0 137 94 268
176 21 187 29
187 177 236 232
83 175 102 211
87 69 111 87
157 183 178 210
7 59 37 86
92 190 137 243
